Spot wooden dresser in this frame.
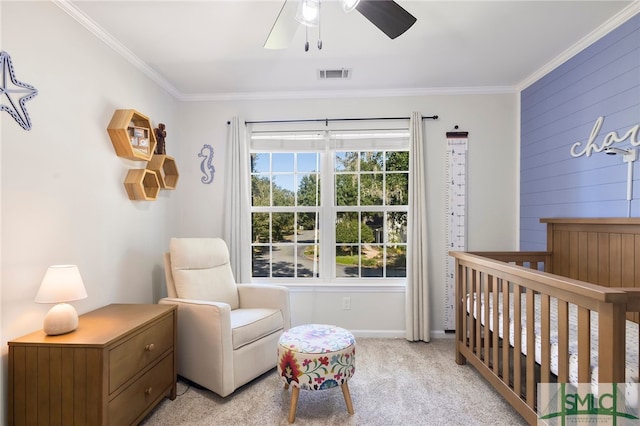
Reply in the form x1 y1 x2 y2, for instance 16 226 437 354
8 304 177 425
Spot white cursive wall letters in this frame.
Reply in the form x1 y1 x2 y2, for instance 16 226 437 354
570 116 640 157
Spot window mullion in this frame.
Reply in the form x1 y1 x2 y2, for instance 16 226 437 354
321 131 334 280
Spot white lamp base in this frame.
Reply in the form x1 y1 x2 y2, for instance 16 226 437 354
43 303 79 335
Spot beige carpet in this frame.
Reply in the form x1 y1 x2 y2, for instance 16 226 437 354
141 338 527 425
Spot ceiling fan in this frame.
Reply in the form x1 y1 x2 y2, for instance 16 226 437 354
264 0 417 50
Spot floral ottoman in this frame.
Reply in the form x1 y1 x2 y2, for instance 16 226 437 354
277 324 356 423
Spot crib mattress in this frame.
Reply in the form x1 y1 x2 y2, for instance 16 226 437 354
466 293 639 389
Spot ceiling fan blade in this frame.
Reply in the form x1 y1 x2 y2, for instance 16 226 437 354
356 0 417 40
264 0 300 49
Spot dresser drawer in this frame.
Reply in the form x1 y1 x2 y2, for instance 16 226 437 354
109 353 174 426
109 313 174 393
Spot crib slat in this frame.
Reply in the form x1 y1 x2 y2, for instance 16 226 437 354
475 270 482 356
577 306 590 383
456 263 467 365
501 281 510 385
526 289 535 407
469 268 476 351
492 276 499 374
541 294 550 383
557 300 569 383
483 274 491 364
513 284 522 398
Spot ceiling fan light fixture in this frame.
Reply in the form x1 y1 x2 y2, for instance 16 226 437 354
342 0 360 13
296 0 320 27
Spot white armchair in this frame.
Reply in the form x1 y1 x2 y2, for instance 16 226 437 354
158 238 290 397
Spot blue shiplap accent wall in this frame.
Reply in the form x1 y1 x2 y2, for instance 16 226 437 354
520 14 640 250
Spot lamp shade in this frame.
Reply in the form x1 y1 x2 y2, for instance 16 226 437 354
35 265 88 303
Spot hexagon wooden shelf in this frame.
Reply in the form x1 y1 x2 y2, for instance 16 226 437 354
108 109 157 161
148 155 179 189
124 169 160 201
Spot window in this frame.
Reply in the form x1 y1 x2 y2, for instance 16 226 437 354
250 130 409 283
250 151 321 278
334 150 409 278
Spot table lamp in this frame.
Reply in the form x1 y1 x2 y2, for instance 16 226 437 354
35 265 88 335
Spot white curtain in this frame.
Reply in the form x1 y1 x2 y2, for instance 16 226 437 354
223 117 251 282
406 112 430 342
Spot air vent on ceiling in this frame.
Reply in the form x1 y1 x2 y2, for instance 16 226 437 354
318 68 351 80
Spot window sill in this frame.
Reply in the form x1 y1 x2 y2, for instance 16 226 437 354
250 279 406 292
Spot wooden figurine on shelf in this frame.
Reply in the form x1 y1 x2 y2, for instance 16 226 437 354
154 123 167 155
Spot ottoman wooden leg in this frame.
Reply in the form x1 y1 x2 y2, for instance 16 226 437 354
341 382 354 415
288 387 300 423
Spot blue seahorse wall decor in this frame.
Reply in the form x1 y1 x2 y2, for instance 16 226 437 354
198 144 215 184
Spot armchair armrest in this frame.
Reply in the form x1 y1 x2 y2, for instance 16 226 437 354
158 297 235 394
237 284 291 330
158 297 233 334
160 297 230 309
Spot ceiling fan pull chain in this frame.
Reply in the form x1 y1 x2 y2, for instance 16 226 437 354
304 26 309 52
317 0 323 50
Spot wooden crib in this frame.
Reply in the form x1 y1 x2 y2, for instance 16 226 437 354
451 218 640 424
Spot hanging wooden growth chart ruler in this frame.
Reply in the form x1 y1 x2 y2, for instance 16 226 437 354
444 131 468 331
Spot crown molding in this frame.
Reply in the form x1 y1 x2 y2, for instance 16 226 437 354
52 0 182 99
180 85 518 102
517 2 640 92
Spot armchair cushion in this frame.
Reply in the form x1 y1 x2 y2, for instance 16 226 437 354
231 308 283 350
170 238 239 309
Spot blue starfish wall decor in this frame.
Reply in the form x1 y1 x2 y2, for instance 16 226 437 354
0 51 38 131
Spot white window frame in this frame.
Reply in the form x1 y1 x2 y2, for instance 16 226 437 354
249 128 409 286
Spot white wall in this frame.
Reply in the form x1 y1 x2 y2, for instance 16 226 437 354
1 2 178 421
172 94 519 335
0 2 3 423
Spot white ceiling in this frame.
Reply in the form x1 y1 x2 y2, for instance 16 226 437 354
59 0 638 100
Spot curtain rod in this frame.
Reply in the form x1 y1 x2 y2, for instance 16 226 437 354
241 115 438 126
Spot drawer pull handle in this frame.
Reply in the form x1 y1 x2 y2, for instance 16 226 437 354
145 387 153 395
145 343 155 352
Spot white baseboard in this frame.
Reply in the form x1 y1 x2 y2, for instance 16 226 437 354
431 330 456 339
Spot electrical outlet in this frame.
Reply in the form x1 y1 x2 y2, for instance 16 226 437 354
342 296 351 310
